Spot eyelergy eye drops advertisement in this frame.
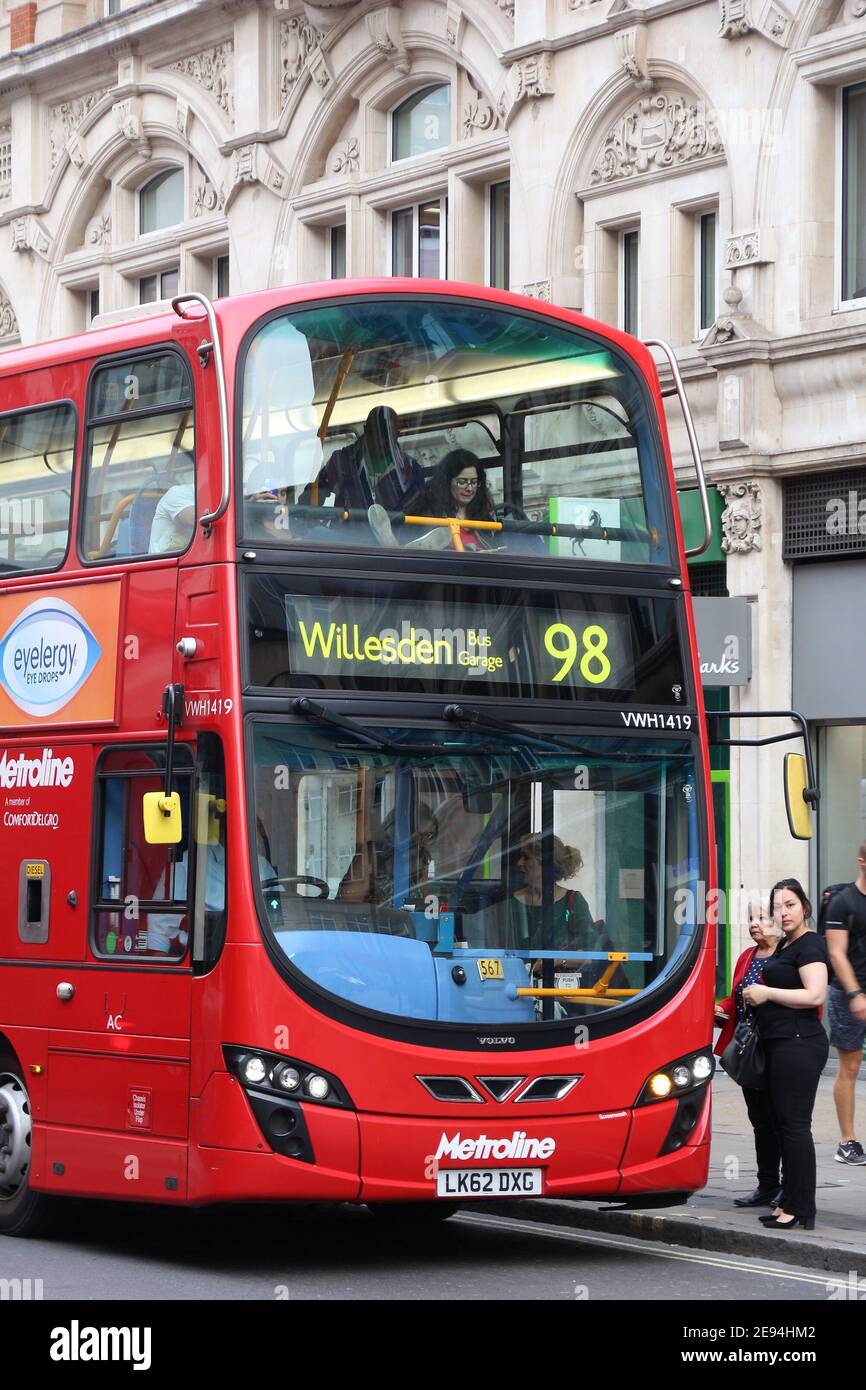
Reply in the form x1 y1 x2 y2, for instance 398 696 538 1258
0 582 121 728
285 593 635 690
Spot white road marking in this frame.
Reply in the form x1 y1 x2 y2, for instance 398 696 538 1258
456 1211 840 1287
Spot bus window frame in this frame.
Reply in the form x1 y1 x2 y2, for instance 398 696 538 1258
243 709 710 1052
78 342 197 568
90 741 196 967
0 396 78 578
233 292 680 575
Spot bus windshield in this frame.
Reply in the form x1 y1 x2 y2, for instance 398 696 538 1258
240 297 672 567
251 725 701 1028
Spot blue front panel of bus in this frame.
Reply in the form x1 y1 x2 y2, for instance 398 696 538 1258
275 930 535 1023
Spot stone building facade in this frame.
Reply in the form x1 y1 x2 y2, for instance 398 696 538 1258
2 0 866 967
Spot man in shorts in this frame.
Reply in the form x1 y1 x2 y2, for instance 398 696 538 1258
826 845 866 1164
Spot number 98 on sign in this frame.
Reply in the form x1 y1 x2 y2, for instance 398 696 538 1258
543 622 613 685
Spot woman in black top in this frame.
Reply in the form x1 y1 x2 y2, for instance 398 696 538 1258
743 879 829 1230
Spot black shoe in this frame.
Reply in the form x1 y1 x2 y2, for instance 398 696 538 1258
759 1212 815 1230
734 1188 779 1208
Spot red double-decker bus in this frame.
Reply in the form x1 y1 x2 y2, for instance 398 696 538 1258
0 281 810 1234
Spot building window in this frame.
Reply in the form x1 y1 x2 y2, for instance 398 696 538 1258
392 85 451 162
698 211 718 333
489 181 510 290
842 83 866 303
216 256 230 298
139 169 184 236
105 0 122 13
88 288 100 323
330 224 347 279
620 228 640 336
139 268 180 304
391 199 447 278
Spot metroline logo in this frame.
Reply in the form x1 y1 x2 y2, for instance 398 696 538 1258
435 1132 556 1161
0 597 102 717
0 748 73 789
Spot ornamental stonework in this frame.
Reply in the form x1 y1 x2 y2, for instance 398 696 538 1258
330 138 359 175
589 92 723 186
48 90 112 170
279 16 323 104
719 480 762 554
0 290 18 340
169 43 234 122
462 85 500 137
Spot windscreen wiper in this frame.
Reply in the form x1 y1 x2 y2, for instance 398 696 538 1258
443 703 592 755
291 697 445 755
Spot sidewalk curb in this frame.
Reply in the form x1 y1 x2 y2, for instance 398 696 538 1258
471 1197 866 1278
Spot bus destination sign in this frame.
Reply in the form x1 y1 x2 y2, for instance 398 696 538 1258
285 594 635 692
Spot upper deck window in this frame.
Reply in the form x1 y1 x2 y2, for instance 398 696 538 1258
239 298 671 568
81 351 195 563
0 404 76 575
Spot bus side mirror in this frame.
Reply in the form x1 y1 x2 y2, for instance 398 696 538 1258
143 791 183 845
784 753 813 841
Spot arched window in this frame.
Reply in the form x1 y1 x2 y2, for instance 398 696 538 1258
139 169 184 235
391 85 451 162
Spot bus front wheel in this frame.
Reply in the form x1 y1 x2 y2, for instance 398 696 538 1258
0 1069 56 1238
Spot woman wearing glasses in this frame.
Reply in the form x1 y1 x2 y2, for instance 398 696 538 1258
419 450 497 550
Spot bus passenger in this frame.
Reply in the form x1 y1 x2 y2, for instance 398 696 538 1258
509 834 611 985
302 405 424 531
244 460 288 541
148 457 197 554
415 450 496 550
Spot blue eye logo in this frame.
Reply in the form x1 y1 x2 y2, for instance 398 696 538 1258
0 598 102 718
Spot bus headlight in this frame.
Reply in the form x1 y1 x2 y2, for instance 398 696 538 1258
223 1047 353 1110
636 1050 715 1106
648 1073 673 1099
243 1056 267 1086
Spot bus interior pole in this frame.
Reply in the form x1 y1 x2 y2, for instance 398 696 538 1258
541 779 556 1022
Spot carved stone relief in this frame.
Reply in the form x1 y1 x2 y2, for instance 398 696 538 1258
48 90 112 170
718 0 793 44
522 279 552 301
514 53 554 100
462 84 500 137
279 15 323 104
589 92 723 186
366 8 410 74
230 144 288 199
0 291 18 340
113 98 150 156
193 171 225 216
169 43 234 122
86 211 112 247
330 138 360 175
723 231 775 270
719 480 762 553
10 216 52 261
615 25 650 85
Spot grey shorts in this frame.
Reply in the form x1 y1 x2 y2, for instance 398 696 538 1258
828 985 866 1053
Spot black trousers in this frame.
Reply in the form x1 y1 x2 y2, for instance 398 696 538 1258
764 1032 829 1220
742 1085 782 1193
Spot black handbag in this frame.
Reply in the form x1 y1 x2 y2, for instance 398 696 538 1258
719 1018 766 1089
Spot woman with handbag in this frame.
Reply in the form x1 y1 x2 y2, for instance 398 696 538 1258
714 906 783 1208
743 879 829 1232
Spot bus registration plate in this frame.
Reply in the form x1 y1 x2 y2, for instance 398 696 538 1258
436 1168 543 1197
